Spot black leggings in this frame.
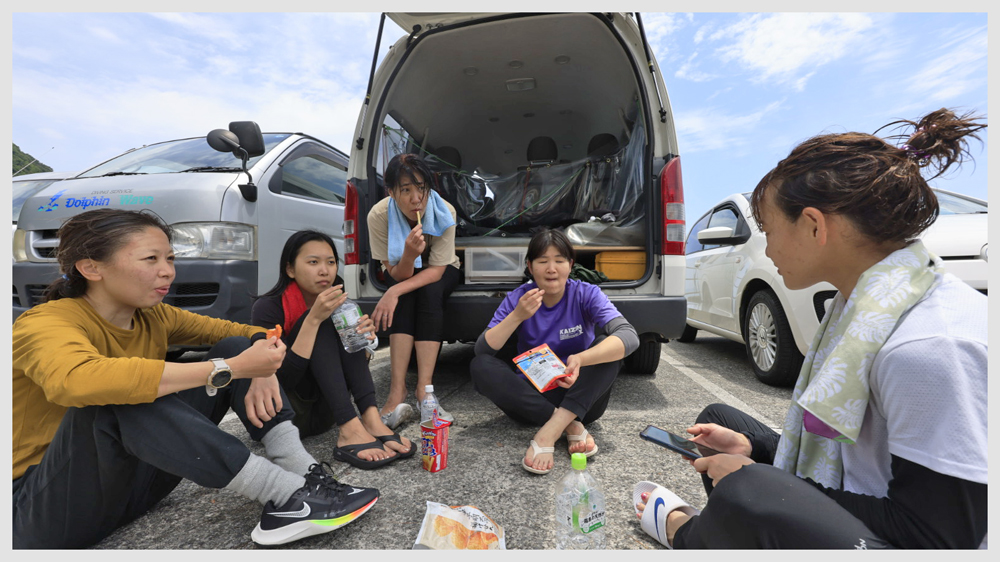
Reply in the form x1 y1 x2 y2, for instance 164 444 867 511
470 335 619 425
385 265 461 341
281 315 378 427
671 404 892 549
12 337 295 549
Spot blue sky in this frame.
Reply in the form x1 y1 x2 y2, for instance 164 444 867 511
11 11 989 223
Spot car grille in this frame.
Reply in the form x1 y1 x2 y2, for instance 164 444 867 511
20 283 220 309
27 230 60 261
25 285 49 307
812 290 838 322
163 283 220 308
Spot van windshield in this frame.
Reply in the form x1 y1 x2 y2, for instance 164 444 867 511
78 134 291 178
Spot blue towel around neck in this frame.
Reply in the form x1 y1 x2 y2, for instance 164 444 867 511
387 190 456 267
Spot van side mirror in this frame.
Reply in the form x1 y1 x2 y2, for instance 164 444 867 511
229 121 265 157
206 122 262 202
697 226 749 245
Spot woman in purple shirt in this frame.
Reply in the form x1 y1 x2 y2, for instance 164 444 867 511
471 229 639 474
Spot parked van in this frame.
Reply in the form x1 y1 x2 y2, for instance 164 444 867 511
12 124 350 327
343 12 687 373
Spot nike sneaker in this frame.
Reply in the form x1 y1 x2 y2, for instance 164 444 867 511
251 462 379 545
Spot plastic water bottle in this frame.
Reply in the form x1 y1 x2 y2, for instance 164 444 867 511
555 452 606 549
330 298 370 354
420 384 440 426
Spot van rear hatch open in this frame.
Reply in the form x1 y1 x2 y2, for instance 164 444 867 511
348 13 687 366
363 12 665 285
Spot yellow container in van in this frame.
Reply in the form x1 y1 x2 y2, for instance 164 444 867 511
595 251 646 280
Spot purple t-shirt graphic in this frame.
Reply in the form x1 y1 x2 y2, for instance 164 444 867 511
487 279 623 363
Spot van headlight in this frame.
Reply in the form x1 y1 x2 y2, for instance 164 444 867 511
982 244 988 262
171 223 257 260
12 228 28 262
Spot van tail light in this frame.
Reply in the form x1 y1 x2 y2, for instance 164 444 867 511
661 156 685 255
344 181 359 265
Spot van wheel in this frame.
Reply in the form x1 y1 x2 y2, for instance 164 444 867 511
625 335 661 374
743 290 803 387
677 324 698 343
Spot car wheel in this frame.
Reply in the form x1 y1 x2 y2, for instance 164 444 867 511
625 335 661 374
677 323 698 343
743 290 803 387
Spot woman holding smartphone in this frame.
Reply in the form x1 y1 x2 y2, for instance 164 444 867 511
634 108 988 549
471 229 638 475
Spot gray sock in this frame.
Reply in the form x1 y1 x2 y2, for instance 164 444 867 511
261 420 318 475
224 453 305 507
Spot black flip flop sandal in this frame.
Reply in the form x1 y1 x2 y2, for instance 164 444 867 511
375 432 417 459
332 440 395 469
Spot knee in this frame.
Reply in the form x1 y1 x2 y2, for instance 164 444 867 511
696 403 733 425
708 464 782 520
469 355 505 391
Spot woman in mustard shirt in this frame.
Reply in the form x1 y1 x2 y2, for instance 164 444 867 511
12 208 378 548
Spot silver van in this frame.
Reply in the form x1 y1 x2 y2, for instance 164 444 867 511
12 124 349 328
343 12 688 373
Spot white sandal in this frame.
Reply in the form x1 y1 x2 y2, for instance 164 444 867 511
565 428 599 458
632 481 701 549
521 440 555 474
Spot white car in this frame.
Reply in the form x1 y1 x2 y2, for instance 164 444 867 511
680 189 988 386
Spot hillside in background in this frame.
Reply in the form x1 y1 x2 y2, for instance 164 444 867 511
13 143 53 175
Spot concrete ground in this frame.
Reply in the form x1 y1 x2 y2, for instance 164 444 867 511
92 336 791 550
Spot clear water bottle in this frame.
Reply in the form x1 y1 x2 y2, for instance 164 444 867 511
330 297 370 354
420 384 440 426
555 452 606 549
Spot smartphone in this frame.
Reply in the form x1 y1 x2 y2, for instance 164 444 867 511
639 424 721 460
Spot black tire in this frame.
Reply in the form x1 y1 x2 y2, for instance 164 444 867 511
742 289 803 387
677 323 698 343
625 335 661 374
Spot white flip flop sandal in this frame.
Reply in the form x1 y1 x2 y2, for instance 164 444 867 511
565 428 599 458
522 440 555 474
632 481 701 549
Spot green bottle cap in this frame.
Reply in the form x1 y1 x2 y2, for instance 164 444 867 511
571 452 587 470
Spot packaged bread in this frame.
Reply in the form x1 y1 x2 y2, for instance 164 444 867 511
413 501 505 550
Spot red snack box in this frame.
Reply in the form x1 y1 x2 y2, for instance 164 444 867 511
420 419 451 473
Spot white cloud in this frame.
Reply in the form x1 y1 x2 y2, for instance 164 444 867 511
12 45 55 64
88 26 123 44
640 12 691 44
712 13 875 90
903 26 987 104
674 100 785 154
674 52 717 82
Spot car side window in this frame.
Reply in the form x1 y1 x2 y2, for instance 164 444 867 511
686 212 711 254
280 154 347 204
707 207 738 231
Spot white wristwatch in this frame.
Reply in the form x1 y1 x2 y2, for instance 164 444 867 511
205 358 233 396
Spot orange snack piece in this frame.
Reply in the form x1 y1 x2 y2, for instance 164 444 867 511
265 325 282 340
450 527 471 549
433 515 454 537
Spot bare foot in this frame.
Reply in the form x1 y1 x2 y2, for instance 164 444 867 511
362 409 412 454
565 421 597 454
338 418 395 461
525 426 561 472
379 387 409 417
635 492 692 546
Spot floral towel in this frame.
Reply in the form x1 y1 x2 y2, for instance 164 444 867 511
773 241 943 488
